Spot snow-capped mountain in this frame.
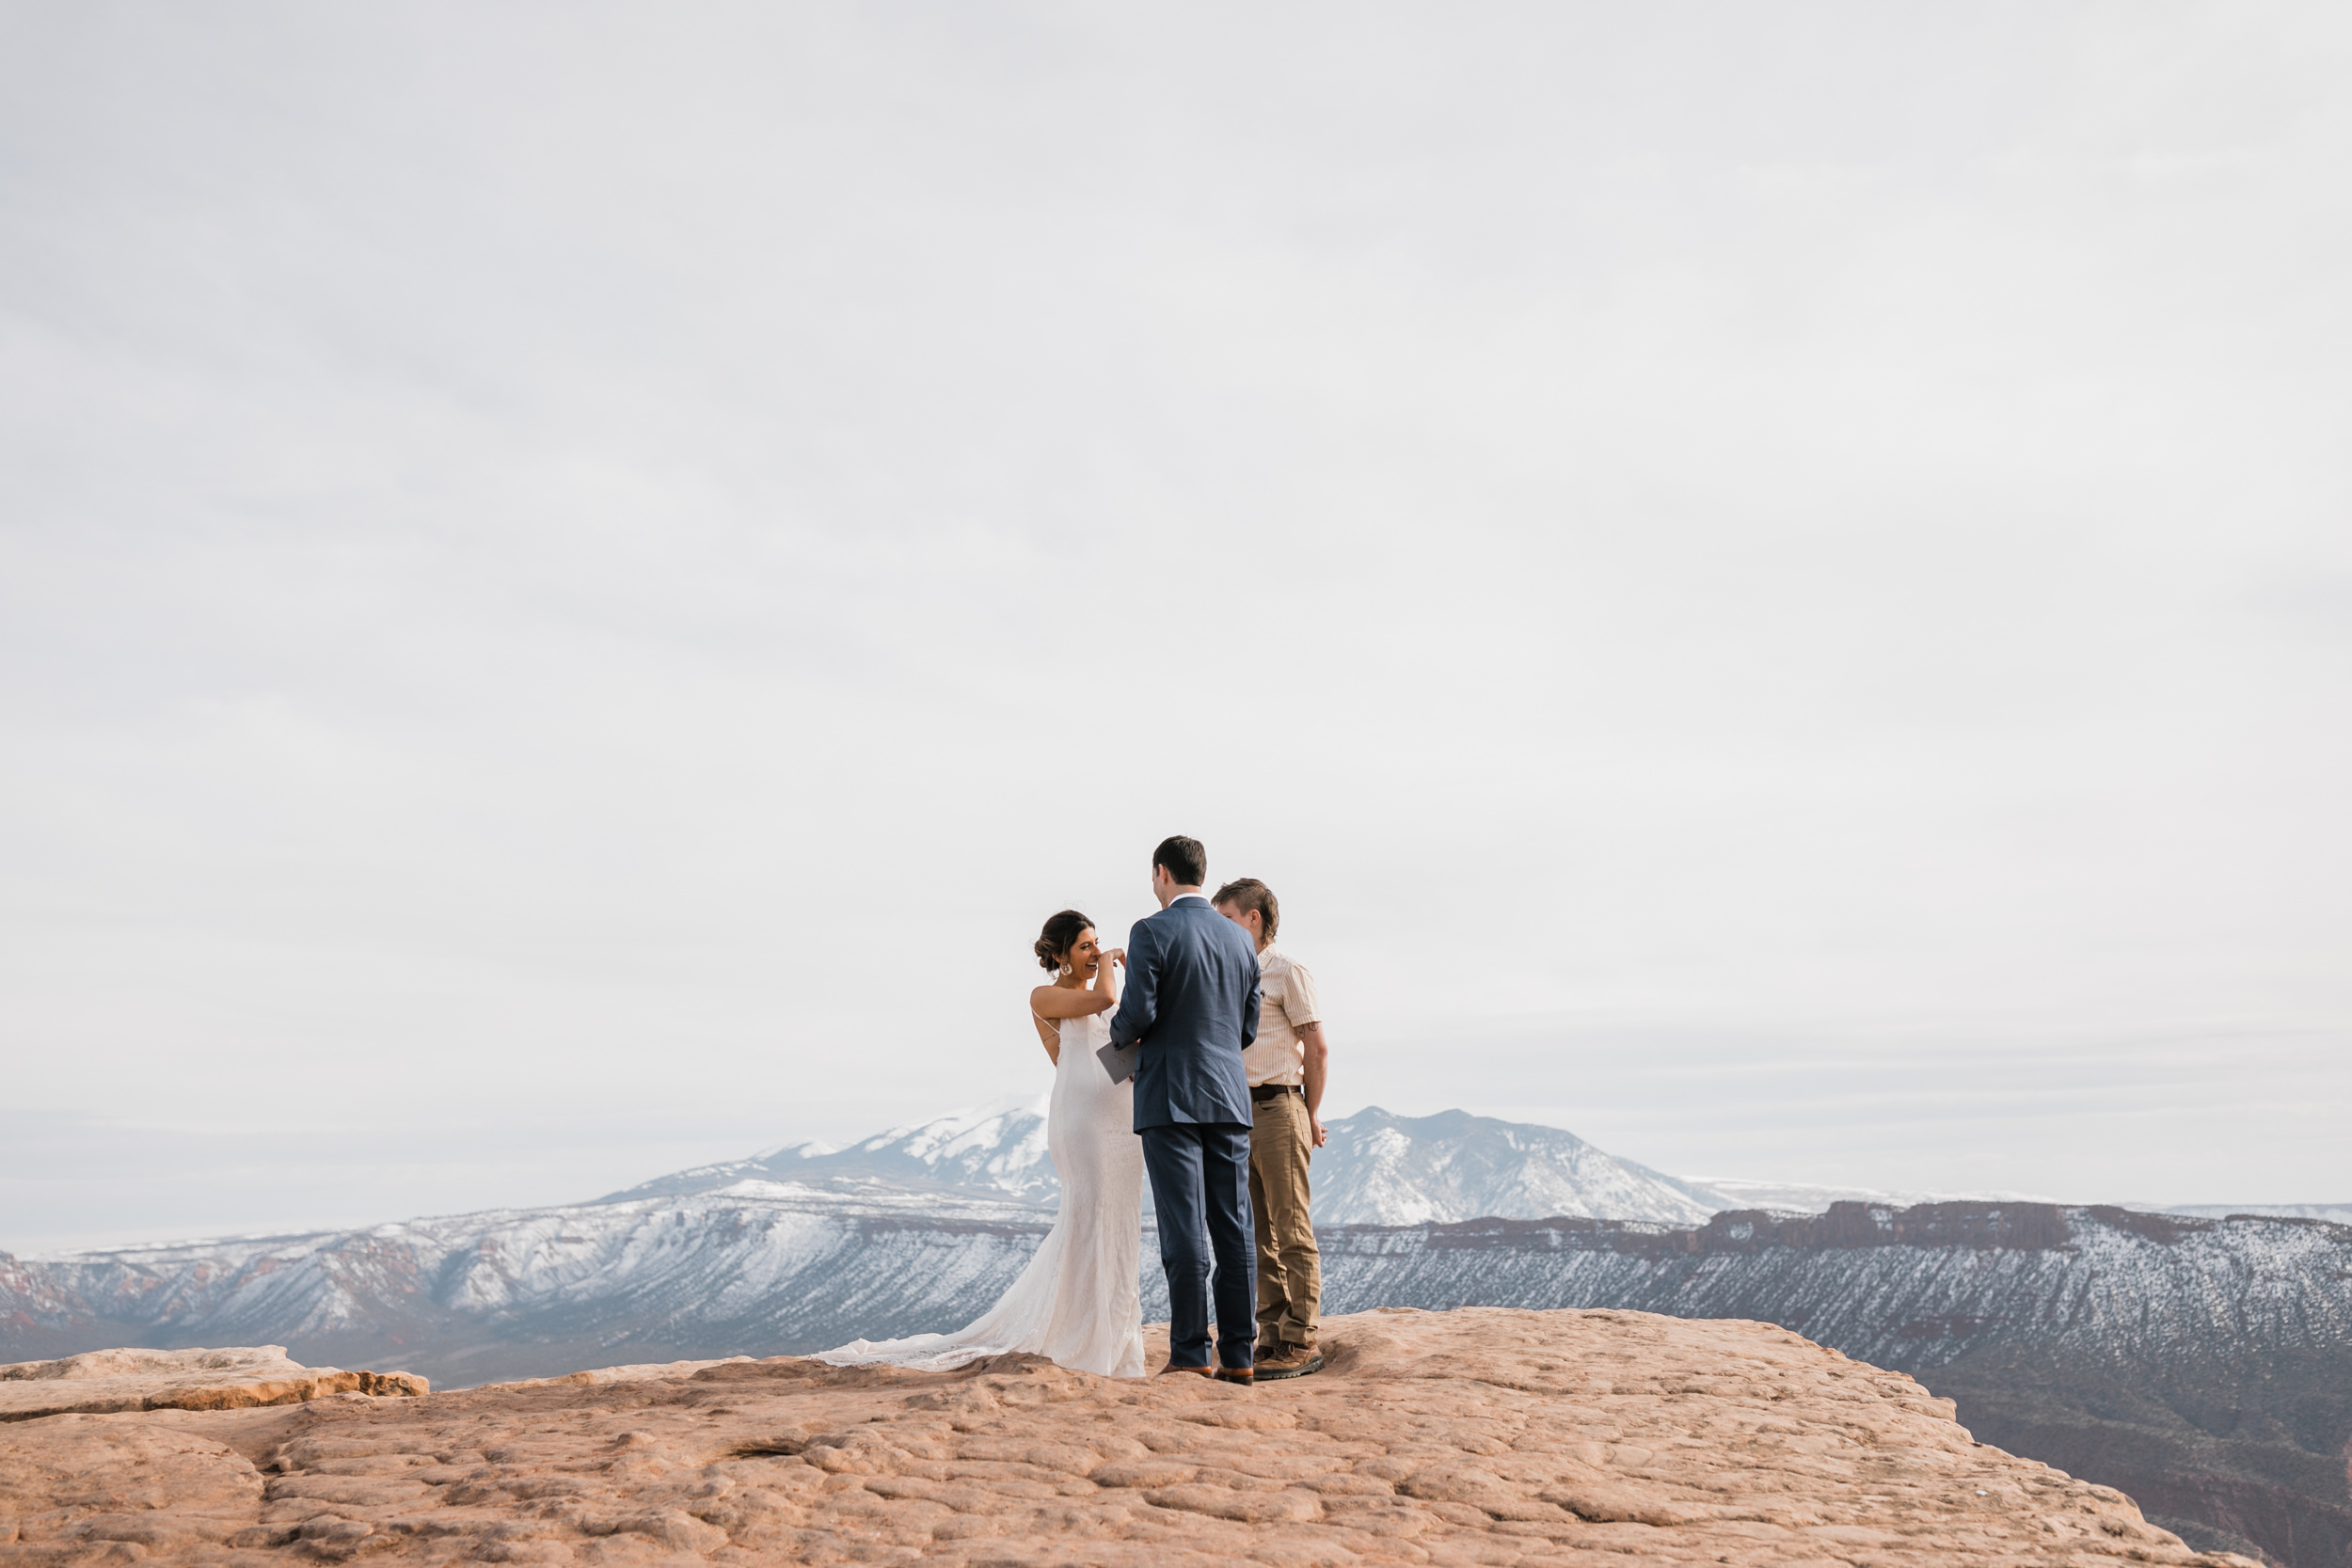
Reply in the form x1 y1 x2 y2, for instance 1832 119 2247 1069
602 1098 1056 1206
1308 1107 1729 1226
594 1100 2052 1227
604 1102 1740 1226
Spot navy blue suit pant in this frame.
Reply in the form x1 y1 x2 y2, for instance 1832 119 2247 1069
1139 1122 1256 1370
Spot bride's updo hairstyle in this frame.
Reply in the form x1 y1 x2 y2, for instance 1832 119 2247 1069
1034 910 1094 972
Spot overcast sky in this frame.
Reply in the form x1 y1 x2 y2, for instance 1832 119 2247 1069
4 3 2347 1253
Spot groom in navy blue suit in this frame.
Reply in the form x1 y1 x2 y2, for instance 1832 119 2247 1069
1108 834 1263 1383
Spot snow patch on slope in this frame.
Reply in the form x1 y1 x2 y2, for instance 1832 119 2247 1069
1688 1178 2061 1213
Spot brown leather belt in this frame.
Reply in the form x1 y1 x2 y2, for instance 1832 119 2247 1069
1250 1083 1303 1101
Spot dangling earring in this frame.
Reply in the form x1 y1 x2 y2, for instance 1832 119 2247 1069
1060 962 1073 976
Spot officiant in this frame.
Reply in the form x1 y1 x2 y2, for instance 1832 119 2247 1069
1214 878 1328 1381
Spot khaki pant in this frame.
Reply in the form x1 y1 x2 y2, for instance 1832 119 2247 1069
1248 1088 1322 1350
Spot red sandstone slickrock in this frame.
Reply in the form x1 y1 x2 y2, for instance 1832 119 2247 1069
0 1307 2259 1565
0 1347 427 1424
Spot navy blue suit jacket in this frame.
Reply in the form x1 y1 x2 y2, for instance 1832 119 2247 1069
1108 895 1261 1131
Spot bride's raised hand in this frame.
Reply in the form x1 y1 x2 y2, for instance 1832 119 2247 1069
1103 947 1126 968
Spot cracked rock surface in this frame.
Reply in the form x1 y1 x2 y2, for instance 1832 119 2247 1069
0 1307 2262 1565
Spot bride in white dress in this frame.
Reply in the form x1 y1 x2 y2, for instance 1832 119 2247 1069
817 910 1147 1378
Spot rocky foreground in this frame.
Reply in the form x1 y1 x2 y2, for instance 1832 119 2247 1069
1 1348 427 1424
0 1307 2260 1566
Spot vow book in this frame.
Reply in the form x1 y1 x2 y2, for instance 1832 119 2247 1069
1097 1040 1139 1085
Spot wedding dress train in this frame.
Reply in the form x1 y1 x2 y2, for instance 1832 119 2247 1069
816 1010 1146 1378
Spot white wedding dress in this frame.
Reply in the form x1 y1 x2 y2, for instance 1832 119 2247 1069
817 1009 1147 1378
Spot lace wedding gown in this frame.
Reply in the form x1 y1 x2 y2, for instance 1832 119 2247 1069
817 1009 1147 1378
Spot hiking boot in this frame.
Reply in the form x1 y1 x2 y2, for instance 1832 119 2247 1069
1253 1343 1325 1381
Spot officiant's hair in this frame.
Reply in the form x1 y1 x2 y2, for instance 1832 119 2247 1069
1213 878 1279 941
1035 910 1095 972
1152 834 1208 887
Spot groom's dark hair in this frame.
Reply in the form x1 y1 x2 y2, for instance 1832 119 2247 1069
1152 835 1208 888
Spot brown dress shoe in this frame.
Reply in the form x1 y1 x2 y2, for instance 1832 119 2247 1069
1253 1344 1325 1381
1158 1360 1214 1378
1212 1365 1253 1386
